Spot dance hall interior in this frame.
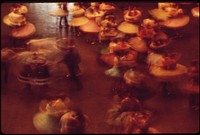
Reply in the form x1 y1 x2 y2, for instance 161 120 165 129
1 2 199 134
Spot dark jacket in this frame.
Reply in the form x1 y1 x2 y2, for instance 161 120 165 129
63 47 81 66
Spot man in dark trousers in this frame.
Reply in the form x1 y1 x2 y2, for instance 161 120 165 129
63 39 83 90
64 47 81 77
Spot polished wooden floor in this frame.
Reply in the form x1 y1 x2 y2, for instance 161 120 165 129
1 2 199 134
